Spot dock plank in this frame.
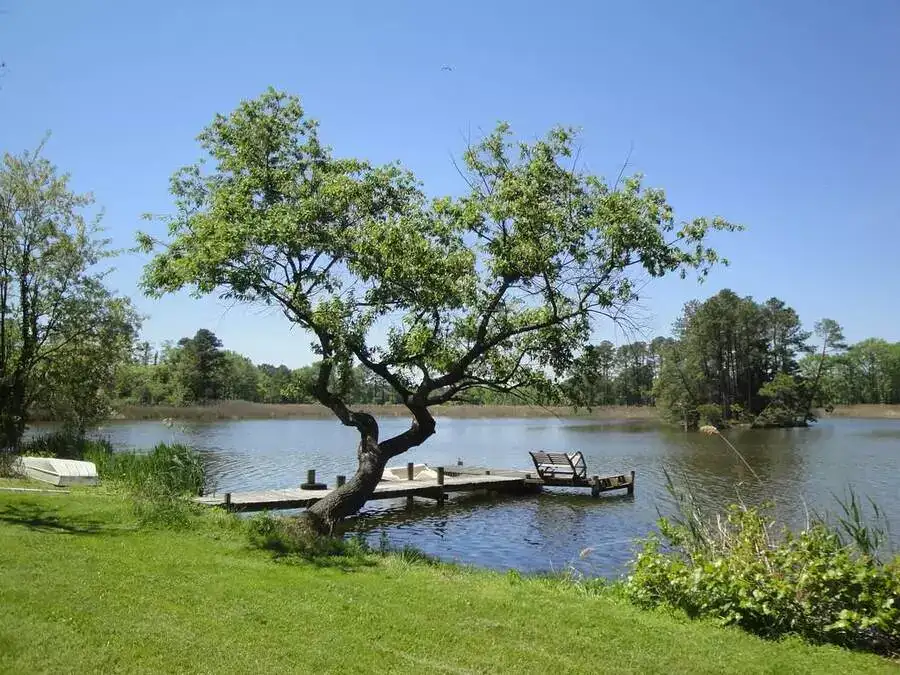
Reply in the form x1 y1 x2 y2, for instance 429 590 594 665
196 467 634 511
198 473 531 511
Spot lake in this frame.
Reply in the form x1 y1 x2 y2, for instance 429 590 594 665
89 416 900 576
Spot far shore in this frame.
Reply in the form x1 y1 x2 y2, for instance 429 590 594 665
79 401 900 423
104 401 660 422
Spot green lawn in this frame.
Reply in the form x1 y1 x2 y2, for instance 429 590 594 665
0 489 896 674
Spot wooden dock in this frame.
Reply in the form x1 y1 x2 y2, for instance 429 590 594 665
196 463 634 512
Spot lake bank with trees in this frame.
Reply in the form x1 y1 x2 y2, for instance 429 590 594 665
36 400 896 423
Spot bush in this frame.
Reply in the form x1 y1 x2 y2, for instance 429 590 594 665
695 404 725 427
247 513 370 560
623 492 900 656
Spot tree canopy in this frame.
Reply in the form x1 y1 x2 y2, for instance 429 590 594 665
139 88 738 528
0 147 139 449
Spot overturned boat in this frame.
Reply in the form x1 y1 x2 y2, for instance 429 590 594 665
14 456 100 487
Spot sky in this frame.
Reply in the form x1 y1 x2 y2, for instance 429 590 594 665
1 1 898 367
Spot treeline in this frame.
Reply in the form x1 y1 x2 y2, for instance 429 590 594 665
567 289 899 428
117 298 900 430
115 329 404 406
814 338 900 406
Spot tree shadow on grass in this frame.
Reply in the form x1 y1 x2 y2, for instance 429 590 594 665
268 551 378 572
0 501 116 536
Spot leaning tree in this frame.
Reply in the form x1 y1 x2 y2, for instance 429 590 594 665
139 88 739 533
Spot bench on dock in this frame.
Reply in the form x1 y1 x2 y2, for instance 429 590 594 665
529 450 635 496
529 451 587 483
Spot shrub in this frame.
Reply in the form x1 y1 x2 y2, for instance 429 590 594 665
247 513 370 560
0 450 14 477
695 404 725 427
623 490 900 656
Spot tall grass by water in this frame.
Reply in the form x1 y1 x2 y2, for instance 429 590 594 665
20 431 210 527
619 427 900 656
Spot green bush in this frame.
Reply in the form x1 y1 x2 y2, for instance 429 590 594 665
623 496 900 656
247 513 370 560
695 403 725 427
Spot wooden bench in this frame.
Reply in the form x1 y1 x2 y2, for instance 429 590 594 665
528 451 587 484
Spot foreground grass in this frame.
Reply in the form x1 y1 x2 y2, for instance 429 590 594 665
0 491 896 674
0 476 56 490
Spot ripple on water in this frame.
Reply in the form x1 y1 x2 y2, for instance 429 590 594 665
71 416 900 576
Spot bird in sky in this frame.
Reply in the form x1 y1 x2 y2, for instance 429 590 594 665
441 65 453 71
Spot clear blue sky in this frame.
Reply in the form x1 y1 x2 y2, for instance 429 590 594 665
1 1 898 367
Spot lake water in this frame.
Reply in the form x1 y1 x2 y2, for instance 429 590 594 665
89 416 900 576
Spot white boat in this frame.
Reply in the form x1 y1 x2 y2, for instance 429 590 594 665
381 463 439 482
14 456 100 487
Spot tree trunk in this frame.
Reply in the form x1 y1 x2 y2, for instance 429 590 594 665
304 434 387 534
0 378 27 452
301 407 436 535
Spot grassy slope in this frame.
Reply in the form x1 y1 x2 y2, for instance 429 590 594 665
0 491 895 675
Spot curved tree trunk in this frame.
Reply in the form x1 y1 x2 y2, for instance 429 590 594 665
302 406 436 535
304 431 387 534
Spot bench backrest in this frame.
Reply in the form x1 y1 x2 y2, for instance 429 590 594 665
529 451 587 480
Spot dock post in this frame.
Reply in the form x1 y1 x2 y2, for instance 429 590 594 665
224 492 232 508
627 470 636 496
406 463 416 506
336 475 346 487
591 475 600 498
301 469 327 490
436 466 445 506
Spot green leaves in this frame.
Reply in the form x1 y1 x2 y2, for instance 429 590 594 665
625 497 900 654
1 147 139 444
141 89 738 416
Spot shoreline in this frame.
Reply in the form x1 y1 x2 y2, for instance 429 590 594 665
104 401 661 422
81 401 900 423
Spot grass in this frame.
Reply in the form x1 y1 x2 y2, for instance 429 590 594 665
0 489 896 674
0 476 57 490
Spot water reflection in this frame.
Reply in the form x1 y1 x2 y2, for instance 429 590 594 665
76 415 900 576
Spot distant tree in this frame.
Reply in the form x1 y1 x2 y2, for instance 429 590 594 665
656 291 812 427
653 338 704 428
221 351 262 401
0 147 139 450
756 373 809 427
564 341 616 408
804 319 846 418
172 329 226 402
614 341 654 405
139 89 737 532
761 297 810 377
258 363 294 403
818 338 900 406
